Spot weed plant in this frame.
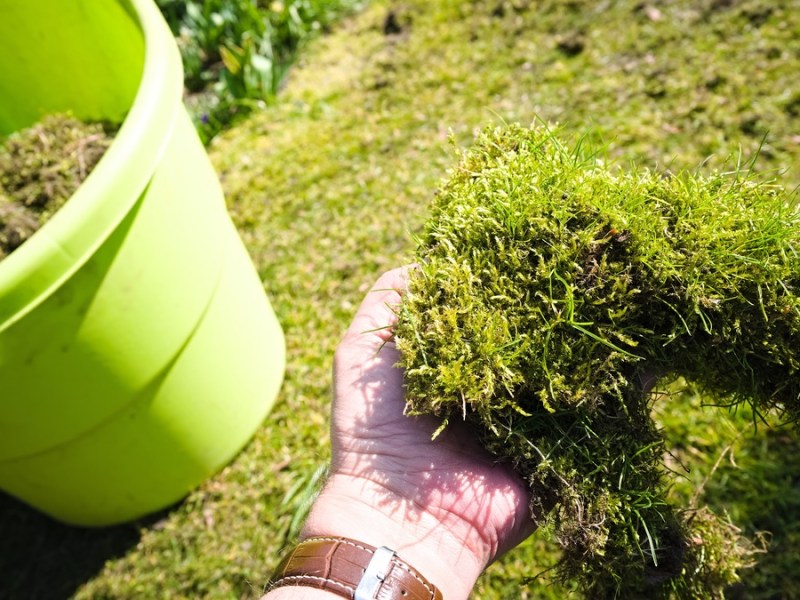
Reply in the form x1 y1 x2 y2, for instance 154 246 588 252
396 123 800 598
155 0 361 142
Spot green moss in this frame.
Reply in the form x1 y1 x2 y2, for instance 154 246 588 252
0 113 116 259
396 123 800 597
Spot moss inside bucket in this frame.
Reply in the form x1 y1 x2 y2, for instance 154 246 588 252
395 123 800 598
0 113 117 260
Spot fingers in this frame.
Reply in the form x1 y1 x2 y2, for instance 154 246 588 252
344 265 415 345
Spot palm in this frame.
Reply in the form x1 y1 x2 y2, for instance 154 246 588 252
331 268 534 563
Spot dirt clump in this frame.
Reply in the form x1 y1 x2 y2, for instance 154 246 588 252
0 113 117 260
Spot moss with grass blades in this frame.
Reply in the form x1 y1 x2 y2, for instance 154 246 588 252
395 123 800 598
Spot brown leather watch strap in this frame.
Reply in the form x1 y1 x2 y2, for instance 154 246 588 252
269 536 443 600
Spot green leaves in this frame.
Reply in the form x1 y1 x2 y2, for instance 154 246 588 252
156 0 362 142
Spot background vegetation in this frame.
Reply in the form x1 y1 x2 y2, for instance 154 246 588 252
1 0 799 598
155 0 363 141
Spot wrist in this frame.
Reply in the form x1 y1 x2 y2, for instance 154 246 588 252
299 472 488 600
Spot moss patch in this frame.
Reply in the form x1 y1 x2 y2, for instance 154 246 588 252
396 123 799 596
0 113 115 259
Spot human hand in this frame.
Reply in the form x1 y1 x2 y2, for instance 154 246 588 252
297 267 535 599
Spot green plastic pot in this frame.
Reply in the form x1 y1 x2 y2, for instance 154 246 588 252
0 0 285 525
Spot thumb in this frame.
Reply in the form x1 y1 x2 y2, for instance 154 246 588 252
342 266 414 348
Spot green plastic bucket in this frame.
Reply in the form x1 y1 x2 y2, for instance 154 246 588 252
0 0 285 525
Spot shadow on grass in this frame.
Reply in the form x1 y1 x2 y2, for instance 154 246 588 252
0 491 161 600
704 426 800 600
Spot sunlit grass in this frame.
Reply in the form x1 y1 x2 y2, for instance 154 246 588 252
6 1 797 598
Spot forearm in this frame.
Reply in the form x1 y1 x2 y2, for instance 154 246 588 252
265 587 335 599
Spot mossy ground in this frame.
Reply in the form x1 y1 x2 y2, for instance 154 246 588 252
1 0 799 598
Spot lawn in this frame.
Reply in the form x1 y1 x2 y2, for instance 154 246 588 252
2 0 800 598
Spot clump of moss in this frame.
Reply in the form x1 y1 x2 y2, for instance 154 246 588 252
0 194 38 260
395 123 800 597
0 113 116 259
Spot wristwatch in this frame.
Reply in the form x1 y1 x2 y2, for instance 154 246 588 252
269 536 443 600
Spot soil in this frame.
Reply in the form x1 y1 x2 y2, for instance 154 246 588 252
0 114 117 261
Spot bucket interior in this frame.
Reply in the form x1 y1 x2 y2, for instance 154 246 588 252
0 0 143 136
